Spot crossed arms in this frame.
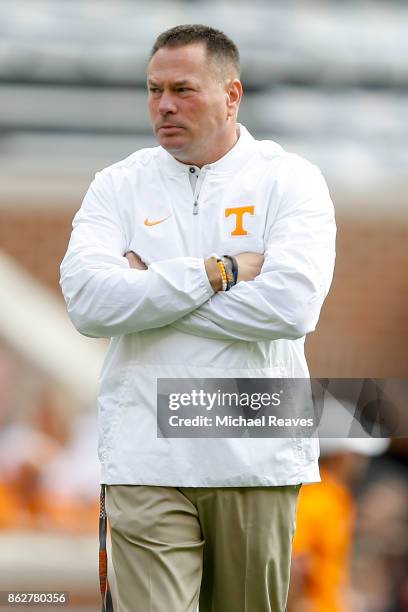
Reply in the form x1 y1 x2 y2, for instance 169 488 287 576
60 166 336 342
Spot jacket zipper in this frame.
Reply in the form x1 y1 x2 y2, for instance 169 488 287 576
192 170 207 254
193 170 206 215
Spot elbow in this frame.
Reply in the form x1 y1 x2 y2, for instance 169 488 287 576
266 319 312 341
68 308 110 338
266 299 322 341
60 287 103 338
285 318 316 340
284 279 327 339
260 315 316 342
284 298 323 340
64 290 113 338
61 274 114 338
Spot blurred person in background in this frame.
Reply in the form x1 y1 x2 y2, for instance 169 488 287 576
287 437 389 612
60 24 336 612
0 385 68 531
0 382 99 534
351 466 408 611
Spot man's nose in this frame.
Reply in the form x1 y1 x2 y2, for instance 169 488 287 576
158 91 177 115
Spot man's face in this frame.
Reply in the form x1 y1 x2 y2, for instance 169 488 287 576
147 43 237 164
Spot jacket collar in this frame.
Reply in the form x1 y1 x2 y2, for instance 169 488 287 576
159 124 257 176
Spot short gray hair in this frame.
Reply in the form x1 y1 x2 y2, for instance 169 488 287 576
150 24 240 77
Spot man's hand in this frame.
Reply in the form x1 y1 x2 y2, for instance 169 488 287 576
125 251 148 270
204 256 223 292
204 252 264 293
235 252 264 282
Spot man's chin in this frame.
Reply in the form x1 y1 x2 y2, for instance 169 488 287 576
157 136 188 154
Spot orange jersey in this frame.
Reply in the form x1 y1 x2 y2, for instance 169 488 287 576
292 468 355 612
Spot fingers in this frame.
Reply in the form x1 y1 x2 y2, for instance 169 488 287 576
236 251 264 262
125 251 148 270
234 251 264 282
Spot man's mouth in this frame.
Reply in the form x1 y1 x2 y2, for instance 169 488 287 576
158 124 183 130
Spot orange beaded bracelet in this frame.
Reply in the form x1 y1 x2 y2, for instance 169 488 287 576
216 258 229 291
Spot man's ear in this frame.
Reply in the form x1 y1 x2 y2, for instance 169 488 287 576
226 78 243 118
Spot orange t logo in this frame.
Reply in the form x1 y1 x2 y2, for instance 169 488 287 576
225 206 255 236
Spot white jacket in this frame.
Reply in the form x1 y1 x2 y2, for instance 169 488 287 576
60 125 336 486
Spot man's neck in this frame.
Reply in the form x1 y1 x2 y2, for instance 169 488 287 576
174 124 240 168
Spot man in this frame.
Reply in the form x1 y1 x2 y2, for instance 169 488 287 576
60 24 336 612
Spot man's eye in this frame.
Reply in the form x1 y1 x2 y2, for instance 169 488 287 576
178 87 191 92
149 87 161 94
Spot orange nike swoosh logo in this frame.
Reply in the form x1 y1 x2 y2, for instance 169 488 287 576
144 215 170 227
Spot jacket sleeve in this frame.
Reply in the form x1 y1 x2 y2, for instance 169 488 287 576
60 171 213 338
170 163 336 342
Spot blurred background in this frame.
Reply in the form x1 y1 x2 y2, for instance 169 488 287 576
0 0 407 610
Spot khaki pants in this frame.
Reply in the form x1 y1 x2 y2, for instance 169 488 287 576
105 484 300 612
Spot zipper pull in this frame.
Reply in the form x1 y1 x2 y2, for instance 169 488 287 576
193 200 199 215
